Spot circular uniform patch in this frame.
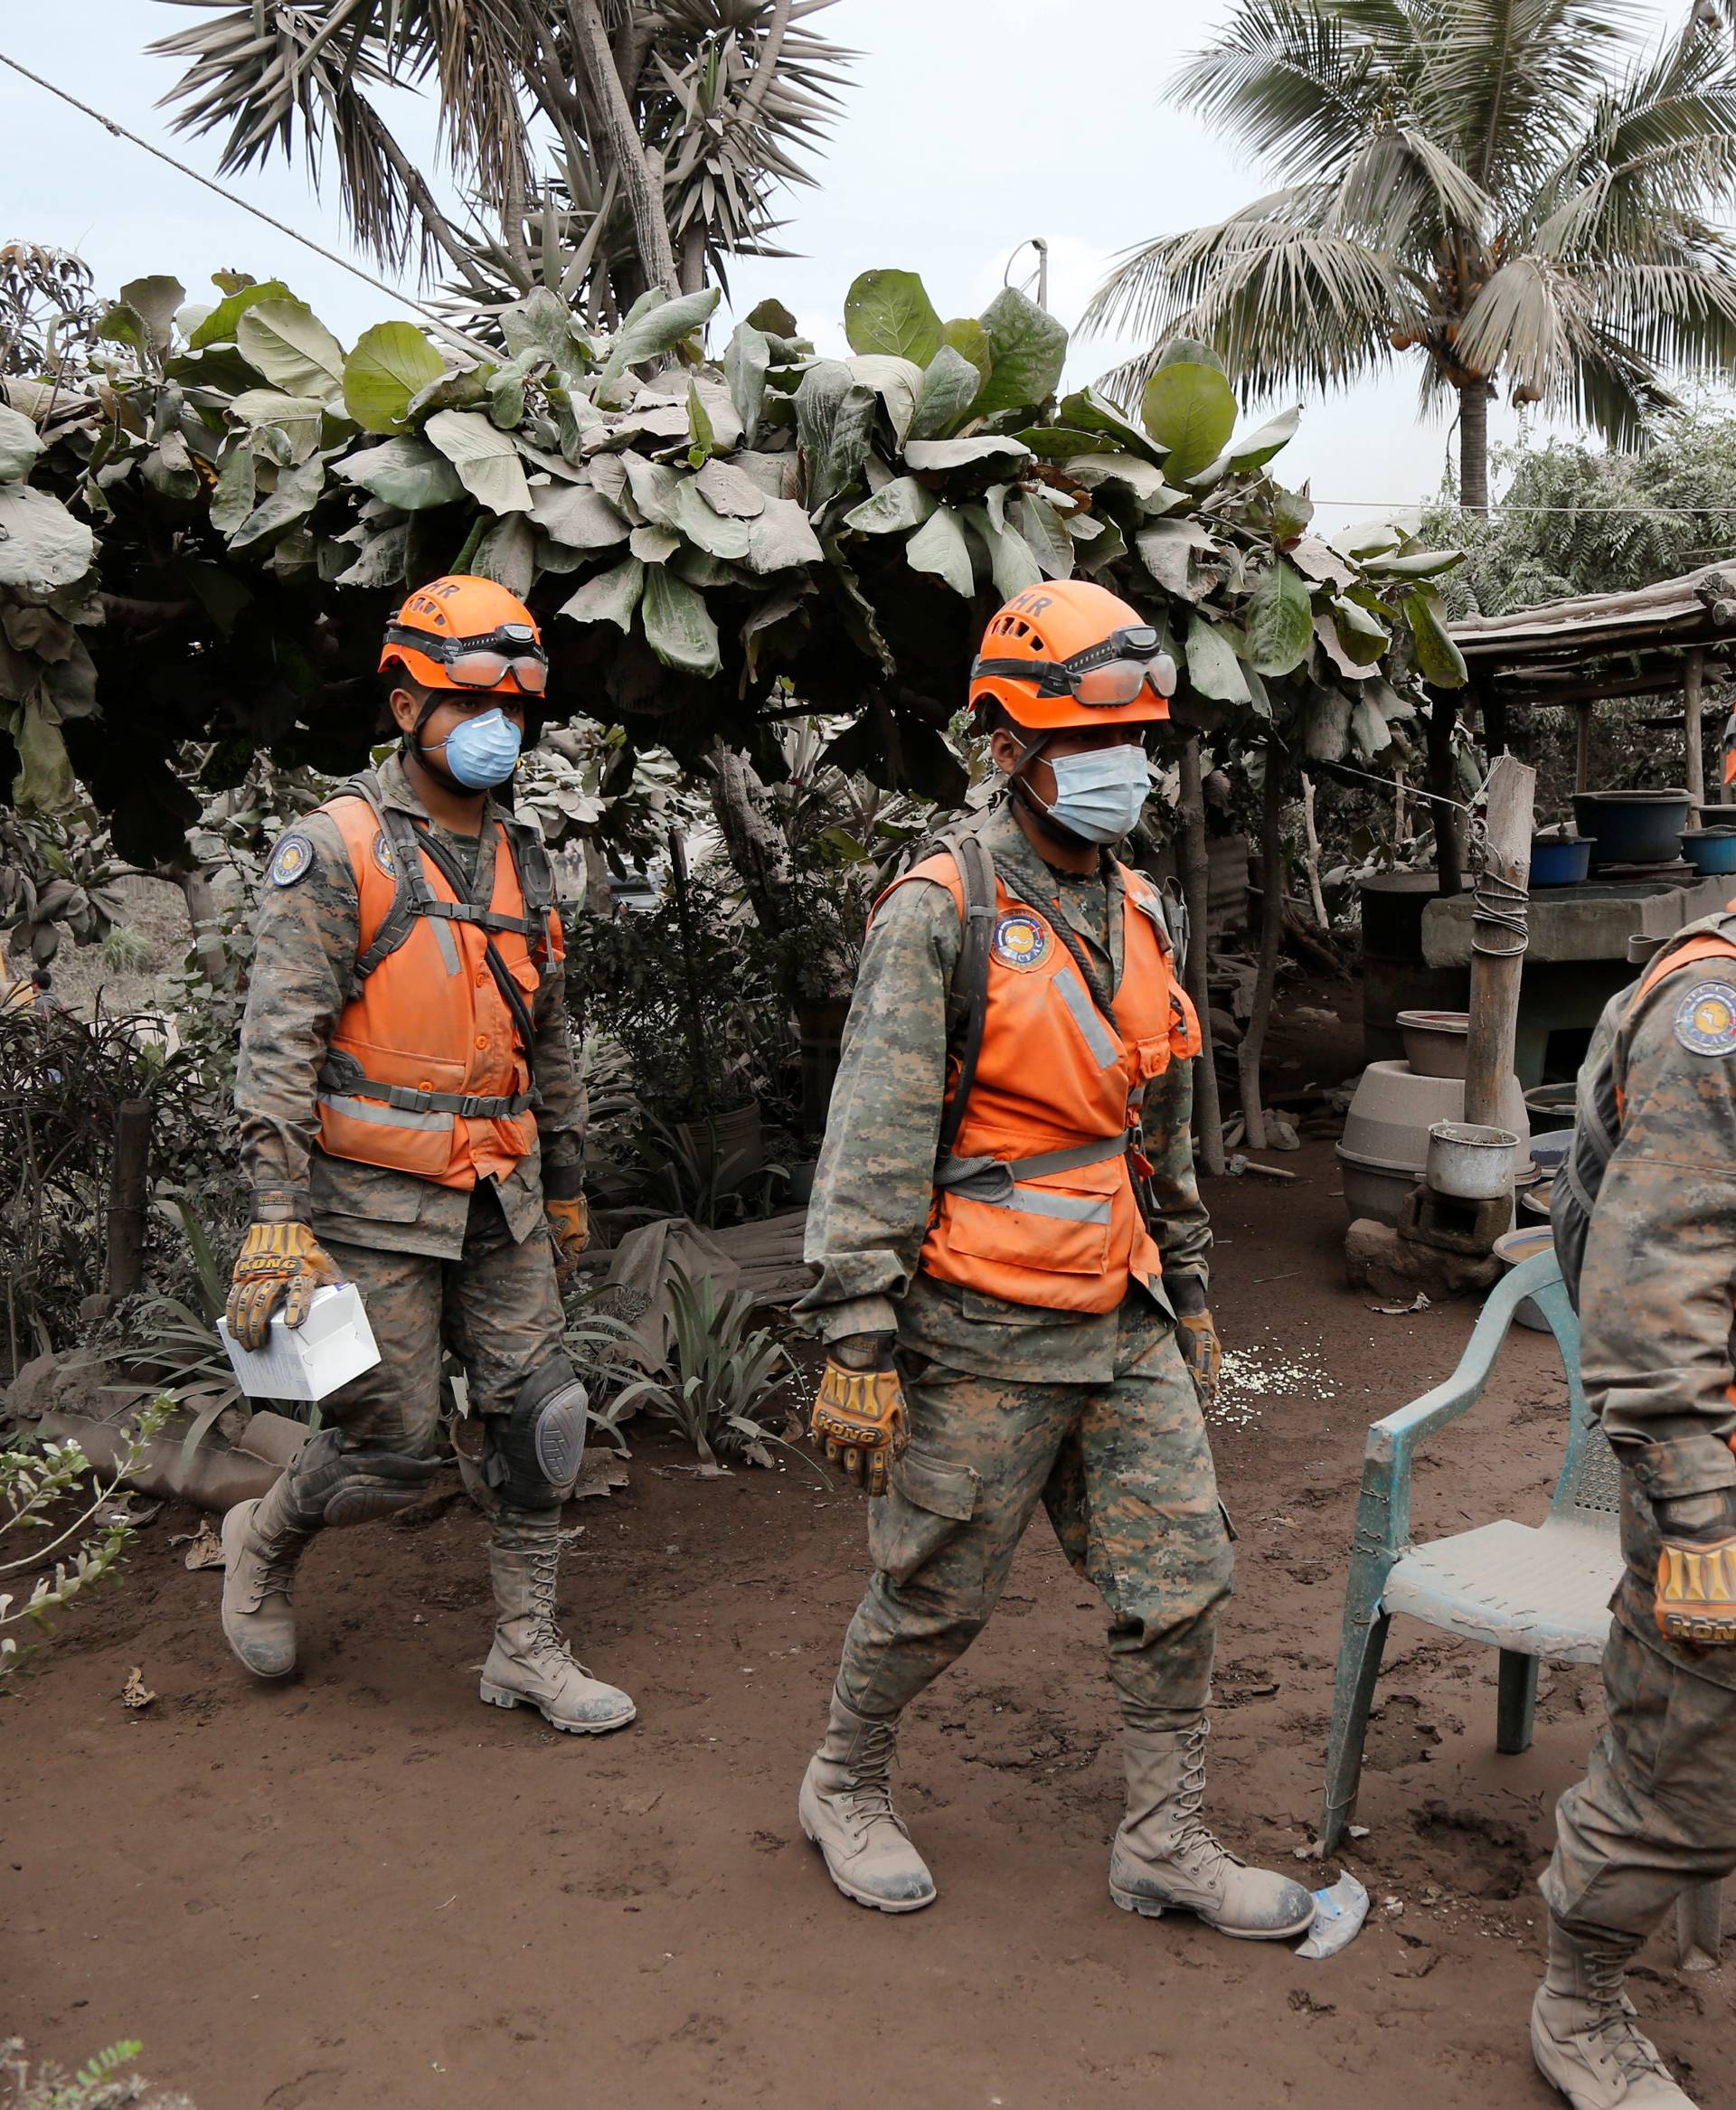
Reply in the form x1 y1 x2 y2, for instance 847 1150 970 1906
992 909 1051 971
371 829 397 879
268 833 314 888
1674 980 1736 1057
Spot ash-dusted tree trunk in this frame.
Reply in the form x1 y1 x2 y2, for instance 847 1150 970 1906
1458 379 1491 513
1236 751 1286 1153
1177 737 1225 1176
570 0 680 297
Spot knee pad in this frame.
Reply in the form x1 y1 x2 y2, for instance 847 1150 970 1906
483 1353 588 1511
283 1427 444 1528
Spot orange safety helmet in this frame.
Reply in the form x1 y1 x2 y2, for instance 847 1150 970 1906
379 575 548 696
969 579 1175 730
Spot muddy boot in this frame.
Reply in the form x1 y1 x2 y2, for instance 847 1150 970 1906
220 1481 317 1680
1531 1915 1698 2107
1109 1716 1315 1940
798 1687 937 1914
480 1510 636 1734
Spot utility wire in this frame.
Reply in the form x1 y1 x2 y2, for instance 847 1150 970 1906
0 51 479 358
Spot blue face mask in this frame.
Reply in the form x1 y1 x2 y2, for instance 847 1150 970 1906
1041 743 1151 843
429 706 522 790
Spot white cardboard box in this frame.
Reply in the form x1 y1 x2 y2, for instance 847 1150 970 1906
217 1282 381 1402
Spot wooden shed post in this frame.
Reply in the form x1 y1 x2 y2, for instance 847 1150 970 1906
1684 647 1706 820
1574 703 1593 794
1464 757 1536 1132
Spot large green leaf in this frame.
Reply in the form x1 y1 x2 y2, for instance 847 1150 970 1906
189 278 293 350
1362 547 1466 579
424 410 532 514
344 322 447 434
0 405 43 484
14 701 75 813
338 436 464 510
622 453 680 528
675 479 751 560
724 322 772 445
1056 385 1165 464
940 316 993 386
335 522 410 589
974 287 1067 417
746 297 798 337
0 486 94 590
693 457 766 518
594 287 721 404
1243 558 1313 675
908 346 982 443
1011 490 1074 579
499 287 590 377
848 354 925 444
904 504 974 598
1223 404 1300 474
843 476 936 534
1184 614 1250 704
965 501 1042 598
533 480 629 550
843 270 943 365
1351 691 1396 758
641 566 721 678
474 513 537 597
1141 363 1237 481
228 456 325 551
119 276 186 353
1331 594 1390 664
794 363 878 513
743 497 826 574
236 298 346 400
560 555 644 632
209 446 257 535
903 435 1031 477
1135 519 1213 599
1404 588 1468 686
1304 687 1353 761
1065 453 1181 508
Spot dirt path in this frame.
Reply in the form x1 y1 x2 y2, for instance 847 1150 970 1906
7 1143 1733 2108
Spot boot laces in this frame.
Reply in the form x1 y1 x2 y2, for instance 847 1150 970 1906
1583 1948 1671 2085
524 1545 589 1674
1162 1723 1234 1884
840 1718 904 1832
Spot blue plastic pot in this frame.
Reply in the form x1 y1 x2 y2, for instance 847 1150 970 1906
1530 835 1590 887
1681 828 1736 876
1573 789 1691 866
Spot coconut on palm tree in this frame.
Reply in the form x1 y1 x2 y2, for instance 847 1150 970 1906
1085 0 1736 509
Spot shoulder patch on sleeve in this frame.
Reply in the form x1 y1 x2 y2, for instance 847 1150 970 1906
1674 979 1736 1056
268 832 315 889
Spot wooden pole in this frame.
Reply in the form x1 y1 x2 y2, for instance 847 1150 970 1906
1299 771 1329 928
1463 756 1536 1133
1684 647 1706 821
106 1098 152 1300
1177 737 1225 1177
1575 703 1593 794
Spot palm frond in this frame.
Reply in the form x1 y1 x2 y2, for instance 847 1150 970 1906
1170 0 1389 181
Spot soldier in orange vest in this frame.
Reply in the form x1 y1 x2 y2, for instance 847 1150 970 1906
218 576 633 1736
794 580 1313 1936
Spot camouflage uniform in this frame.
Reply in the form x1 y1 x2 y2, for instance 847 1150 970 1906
1543 951 1736 1938
238 749 581 1458
800 798 1231 1729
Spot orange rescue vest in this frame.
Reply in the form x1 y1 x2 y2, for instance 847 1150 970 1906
313 781 562 1190
884 845 1202 1314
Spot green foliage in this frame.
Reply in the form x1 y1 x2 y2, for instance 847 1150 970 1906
0 258 1450 871
0 2037 193 2108
609 1266 795 1472
0 1399 173 1677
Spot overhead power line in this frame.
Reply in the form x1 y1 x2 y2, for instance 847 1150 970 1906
0 51 478 357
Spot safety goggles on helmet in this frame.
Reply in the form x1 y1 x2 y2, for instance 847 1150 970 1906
382 620 549 696
972 624 1177 709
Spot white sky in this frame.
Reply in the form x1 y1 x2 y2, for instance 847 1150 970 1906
0 0 1692 529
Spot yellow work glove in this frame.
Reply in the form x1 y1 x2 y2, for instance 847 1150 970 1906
226 1220 345 1352
811 1332 909 1497
1175 1309 1222 1413
545 1194 590 1281
1655 1493 1736 1648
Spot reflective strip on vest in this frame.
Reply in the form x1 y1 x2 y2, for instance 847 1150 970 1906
1052 966 1118 1068
316 1088 449 1132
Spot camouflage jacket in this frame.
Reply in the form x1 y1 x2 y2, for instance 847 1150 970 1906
236 751 583 1260
798 798 1211 1382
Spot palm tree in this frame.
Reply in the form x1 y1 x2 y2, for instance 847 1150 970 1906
147 1 851 321
1085 0 1736 509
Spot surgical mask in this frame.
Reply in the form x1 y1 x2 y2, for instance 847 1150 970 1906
1040 743 1151 843
428 706 522 790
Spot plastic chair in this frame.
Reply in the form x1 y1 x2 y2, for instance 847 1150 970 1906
1316 1248 1723 1965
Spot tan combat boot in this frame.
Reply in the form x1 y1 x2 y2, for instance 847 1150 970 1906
480 1511 637 1734
1531 1915 1698 2107
798 1687 937 1913
1109 1716 1315 1939
219 1481 319 1679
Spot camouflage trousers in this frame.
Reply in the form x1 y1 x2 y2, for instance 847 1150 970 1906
313 1182 565 1458
1541 1615 1736 1939
834 1318 1233 1726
